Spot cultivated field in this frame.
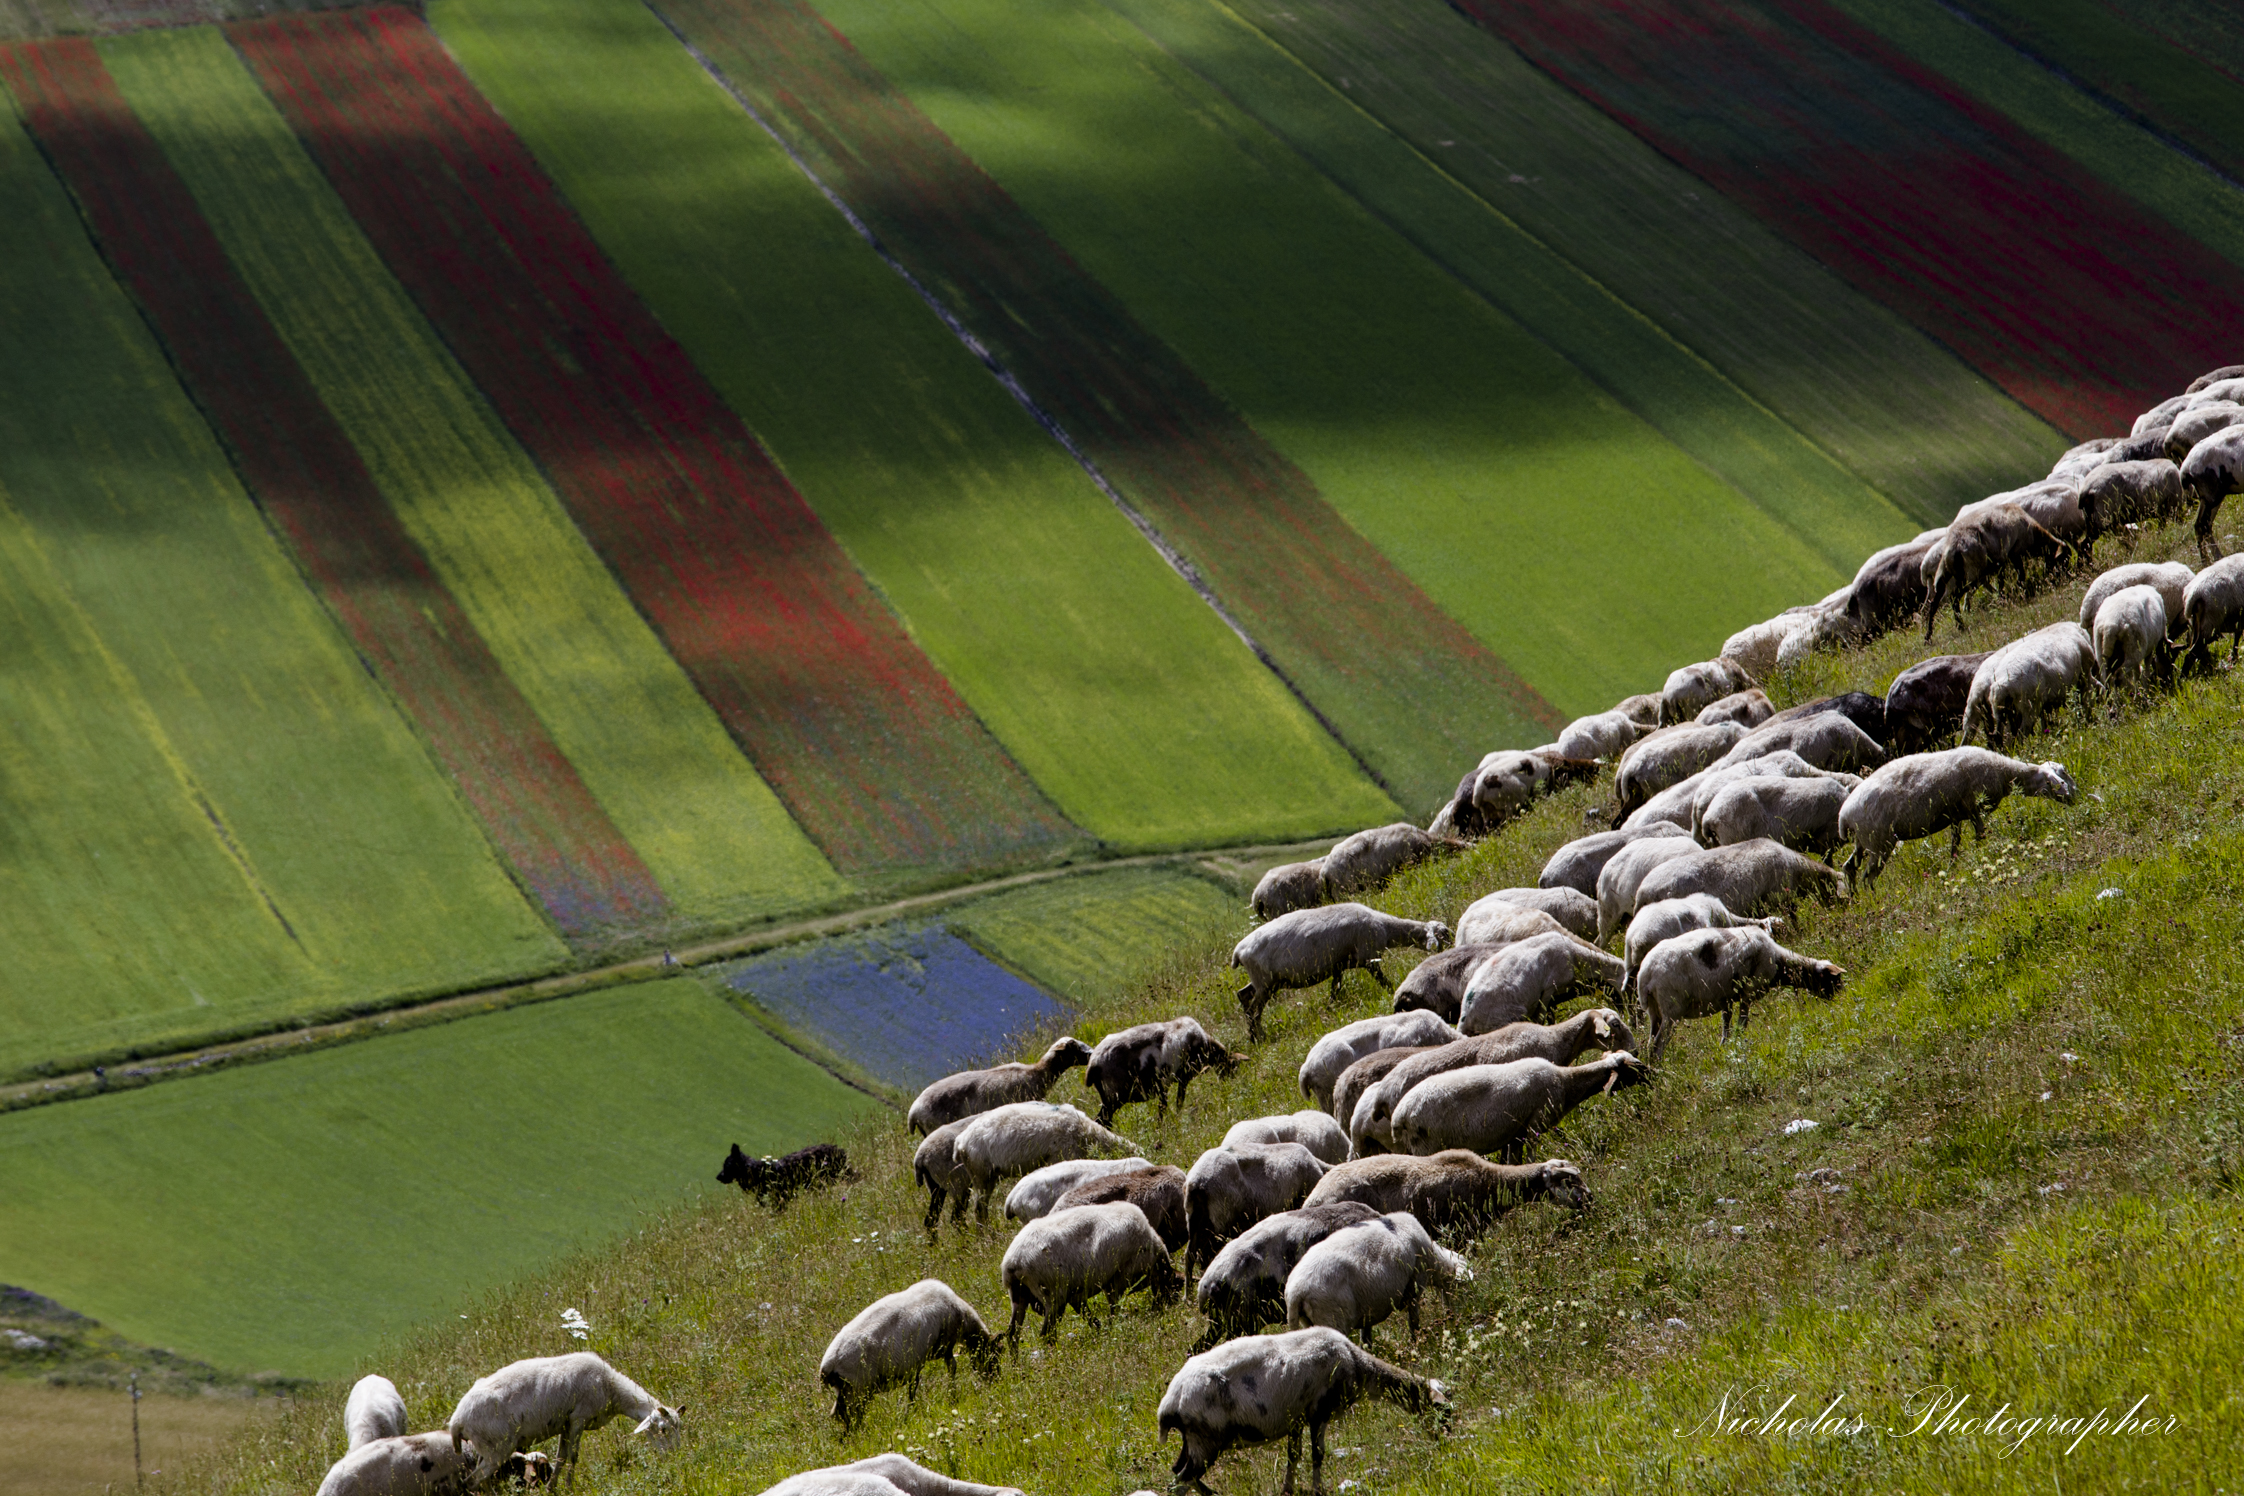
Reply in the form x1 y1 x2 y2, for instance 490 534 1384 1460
184 517 2244 1493
0 1381 271 1495
0 980 878 1379
944 865 1241 1003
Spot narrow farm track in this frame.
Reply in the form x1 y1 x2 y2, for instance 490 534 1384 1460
0 36 667 940
1462 0 2244 438
646 0 1568 803
232 7 1081 879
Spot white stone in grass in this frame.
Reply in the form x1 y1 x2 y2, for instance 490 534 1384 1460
1783 1118 1818 1136
2098 887 2122 900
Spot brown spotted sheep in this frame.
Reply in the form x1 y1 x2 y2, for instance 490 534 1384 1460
1231 905 1451 1041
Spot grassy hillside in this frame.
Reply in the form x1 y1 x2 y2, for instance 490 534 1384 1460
186 516 2242 1491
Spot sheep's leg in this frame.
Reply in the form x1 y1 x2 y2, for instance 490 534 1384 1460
943 1346 960 1390
1947 823 1962 859
1406 1290 1422 1337
558 1425 583 1488
907 1365 922 1403
1156 1080 1172 1119
1040 1298 1067 1342
975 1184 992 1224
1368 958 1393 991
1738 994 1752 1033
1282 1429 1302 1496
1310 1419 1328 1496
1006 1289 1031 1350
924 1186 945 1233
1175 1073 1193 1112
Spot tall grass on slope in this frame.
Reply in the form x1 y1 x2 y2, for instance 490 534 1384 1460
194 521 2242 1493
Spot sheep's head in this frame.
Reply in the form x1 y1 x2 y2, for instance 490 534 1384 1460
1800 959 1847 998
1425 1377 1455 1431
968 1327 1004 1381
1422 920 1453 952
1599 1052 1653 1096
2029 761 2079 804
1588 1009 1637 1054
1530 1159 1593 1212
632 1405 684 1451
503 1452 556 1488
1049 1037 1094 1072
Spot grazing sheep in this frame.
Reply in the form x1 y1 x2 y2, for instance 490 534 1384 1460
1658 658 1757 725
2133 393 2192 436
1194 1202 1382 1343
1389 1052 1651 1161
1296 1011 1461 1114
346 1375 409 1451
1536 821 1691 899
1697 774 1856 858
2181 425 2244 561
1595 835 1703 944
757 1455 1023 1496
2049 436 2120 483
717 1143 851 1209
1000 1202 1182 1346
2187 364 2244 394
1457 933 1625 1036
1330 1047 1436 1145
1613 722 1748 821
1844 537 1939 640
1053 1165 1189 1253
2191 375 2244 406
1476 885 1601 941
1882 651 1994 755
1231 905 1451 1041
1304 1151 1591 1230
1774 595 1858 669
1450 895 1576 950
1837 748 2078 887
1716 712 1886 774
1460 748 1599 834
1389 944 1504 1024
2078 561 2193 636
1625 751 1837 836
2182 553 2244 667
447 1353 681 1488
1158 1328 1448 1496
1958 623 2099 748
1555 708 1653 761
1184 1142 1332 1281
1766 688 1891 743
1225 1112 1350 1166
2079 460 2186 544
2010 479 2088 549
1695 688 1774 729
1636 927 1844 1060
2094 429 2175 469
1613 691 1664 725
2092 585 2172 689
1719 614 1800 681
953 1103 1140 1222
1003 1157 1161 1223
1252 860 1327 920
1631 839 1843 924
2165 401 2243 464
913 1120 977 1231
1084 1018 1243 1126
819 1280 1000 1431
1321 823 1457 896
1924 502 2067 638
1284 1212 1471 1340
905 1040 1092 1136
1621 894 1781 995
1351 1010 1634 1156
316 1434 549 1496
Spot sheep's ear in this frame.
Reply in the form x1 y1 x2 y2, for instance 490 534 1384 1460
1592 1013 1611 1040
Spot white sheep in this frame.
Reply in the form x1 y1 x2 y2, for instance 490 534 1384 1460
1630 839 1843 922
1193 1202 1383 1343
1284 1211 1472 1340
1296 1010 1461 1113
345 1374 409 1451
1959 622 2099 747
2182 553 2244 667
1230 904 1450 1041
1252 859 1327 920
1183 1141 1332 1281
1715 713 1885 774
315 1433 550 1496
757 1454 1023 1496
1389 1052 1651 1160
1554 708 1652 761
912 1118 977 1231
2165 401 2243 464
1470 885 1599 941
1595 834 1702 944
1458 747 1598 833
1636 926 1845 1059
446 1353 680 1487
1837 747 2077 887
1536 821 1691 898
999 1201 1182 1346
1621 893 1780 996
2077 561 2193 634
2048 436 2119 484
2078 459 2185 543
1389 943 1512 1023
2092 584 2171 690
1658 658 1757 725
1625 747 1834 833
818 1280 999 1430
1157 1328 1448 1496
1003 1157 1160 1223
1613 722 1748 819
1695 688 1774 729
1456 933 1624 1036
952 1102 1139 1221
2180 424 2244 561
1451 894 1578 949
1224 1111 1350 1165
1320 823 1454 896
1695 774 1855 858
1350 1009 1633 1156
905 1038 1092 1136
1304 1152 1591 1231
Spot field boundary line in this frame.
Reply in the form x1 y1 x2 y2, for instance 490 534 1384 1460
641 0 1395 799
0 839 1318 1117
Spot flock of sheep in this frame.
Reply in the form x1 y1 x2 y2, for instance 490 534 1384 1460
309 365 2243 1496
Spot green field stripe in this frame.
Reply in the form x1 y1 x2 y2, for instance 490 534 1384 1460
1828 0 2244 271
793 0 1843 716
0 86 559 1049
1100 0 1912 575
1214 0 2065 524
100 28 849 926
2093 0 2244 85
0 979 880 1377
428 0 1400 848
1945 0 2244 183
0 485 323 1054
944 866 1241 1005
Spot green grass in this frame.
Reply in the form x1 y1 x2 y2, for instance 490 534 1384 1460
0 83 559 1079
1096 0 1914 578
181 516 2241 1491
1829 0 2244 272
1209 0 2066 527
796 0 1855 716
431 0 1397 851
944 865 1241 1005
2092 0 2244 84
0 980 881 1380
101 27 850 933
